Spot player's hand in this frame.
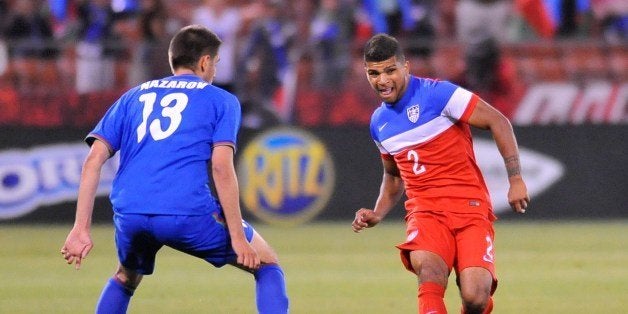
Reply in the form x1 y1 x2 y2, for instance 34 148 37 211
60 228 93 270
232 238 260 270
352 208 382 233
508 177 530 214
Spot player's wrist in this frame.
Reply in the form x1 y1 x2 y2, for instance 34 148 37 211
507 174 524 183
228 229 247 240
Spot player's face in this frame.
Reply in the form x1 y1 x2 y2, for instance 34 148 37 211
364 56 409 103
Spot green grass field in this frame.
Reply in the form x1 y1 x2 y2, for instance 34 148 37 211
1 221 627 313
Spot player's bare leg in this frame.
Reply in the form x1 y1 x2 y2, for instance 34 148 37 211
458 267 493 314
249 231 280 265
410 250 449 314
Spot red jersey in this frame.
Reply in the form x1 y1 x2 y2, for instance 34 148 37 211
369 76 494 218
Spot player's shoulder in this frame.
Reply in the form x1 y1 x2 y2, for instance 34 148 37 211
370 101 388 123
114 84 143 106
414 76 457 90
209 84 239 102
204 85 241 112
414 76 462 102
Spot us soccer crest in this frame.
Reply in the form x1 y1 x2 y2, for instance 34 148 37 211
407 104 420 123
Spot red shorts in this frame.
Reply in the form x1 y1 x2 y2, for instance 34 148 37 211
396 211 497 290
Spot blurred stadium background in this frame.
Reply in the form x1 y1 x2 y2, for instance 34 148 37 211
0 0 626 312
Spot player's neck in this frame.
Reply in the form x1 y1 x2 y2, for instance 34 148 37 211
174 69 197 76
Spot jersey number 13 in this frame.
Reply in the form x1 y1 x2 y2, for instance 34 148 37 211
136 92 188 142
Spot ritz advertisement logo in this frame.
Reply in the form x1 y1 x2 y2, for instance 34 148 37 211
237 128 335 226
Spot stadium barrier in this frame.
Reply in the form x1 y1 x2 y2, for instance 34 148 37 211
1 124 626 224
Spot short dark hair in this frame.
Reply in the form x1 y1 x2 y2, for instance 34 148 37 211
169 25 222 70
363 33 405 63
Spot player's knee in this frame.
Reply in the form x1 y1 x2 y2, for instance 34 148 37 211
416 264 448 285
410 252 449 286
259 249 279 264
114 266 143 290
460 287 490 314
461 300 488 314
251 234 280 264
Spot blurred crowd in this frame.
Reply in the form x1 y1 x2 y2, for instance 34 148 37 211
0 0 626 127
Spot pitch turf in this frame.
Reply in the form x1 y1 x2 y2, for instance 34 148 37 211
1 221 627 313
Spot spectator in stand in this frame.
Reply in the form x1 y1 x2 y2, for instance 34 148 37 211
0 0 11 78
239 0 297 122
0 0 17 124
308 0 354 88
463 37 523 118
328 52 377 125
290 0 318 47
192 0 249 93
3 0 59 91
555 0 581 37
0 0 8 26
513 0 556 39
590 0 627 43
455 1 522 116
542 0 596 38
74 0 116 94
455 0 513 45
413 0 456 40
294 52 325 126
401 0 439 81
128 0 171 85
404 0 437 57
361 0 414 37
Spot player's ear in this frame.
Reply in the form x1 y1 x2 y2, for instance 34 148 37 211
196 54 207 72
199 55 207 73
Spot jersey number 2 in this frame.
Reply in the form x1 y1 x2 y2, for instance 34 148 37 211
407 150 426 175
136 92 188 142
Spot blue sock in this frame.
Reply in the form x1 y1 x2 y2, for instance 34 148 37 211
254 264 289 314
95 277 134 314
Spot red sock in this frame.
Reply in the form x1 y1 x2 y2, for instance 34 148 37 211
483 297 493 314
418 282 447 314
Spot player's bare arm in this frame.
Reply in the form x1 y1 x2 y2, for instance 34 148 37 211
61 139 110 269
211 144 260 270
467 99 530 213
353 157 405 232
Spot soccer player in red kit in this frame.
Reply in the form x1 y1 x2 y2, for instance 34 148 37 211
351 34 529 314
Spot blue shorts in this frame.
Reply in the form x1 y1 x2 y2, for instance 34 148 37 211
113 212 255 274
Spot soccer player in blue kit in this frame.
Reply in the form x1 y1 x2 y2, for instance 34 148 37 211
61 25 289 313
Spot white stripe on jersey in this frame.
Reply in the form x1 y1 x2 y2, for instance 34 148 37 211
443 87 473 120
379 115 454 154
376 141 387 154
377 87 474 155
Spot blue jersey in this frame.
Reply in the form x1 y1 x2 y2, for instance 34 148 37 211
87 74 241 215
